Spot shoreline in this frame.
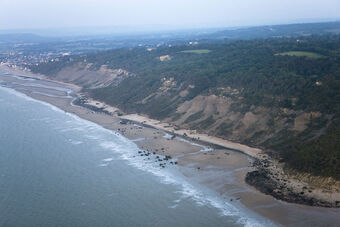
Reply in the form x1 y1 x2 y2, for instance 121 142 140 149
1 65 340 225
72 81 340 208
0 65 263 159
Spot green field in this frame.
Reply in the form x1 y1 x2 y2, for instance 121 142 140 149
276 51 324 58
180 49 212 54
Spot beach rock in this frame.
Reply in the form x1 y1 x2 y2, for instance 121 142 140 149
245 167 339 208
119 119 128 125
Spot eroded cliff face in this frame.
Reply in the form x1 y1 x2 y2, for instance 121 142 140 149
163 94 330 151
40 62 333 162
52 63 134 89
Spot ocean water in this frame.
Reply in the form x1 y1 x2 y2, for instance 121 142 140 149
0 86 270 227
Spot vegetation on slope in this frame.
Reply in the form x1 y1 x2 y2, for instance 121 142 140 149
29 34 340 179
180 49 212 54
275 51 325 58
283 120 340 178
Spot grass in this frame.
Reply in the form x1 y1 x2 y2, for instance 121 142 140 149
275 51 325 59
180 49 212 54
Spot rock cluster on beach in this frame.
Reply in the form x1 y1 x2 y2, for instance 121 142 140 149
136 150 178 168
246 159 340 208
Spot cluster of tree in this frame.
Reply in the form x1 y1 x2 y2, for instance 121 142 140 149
283 120 340 179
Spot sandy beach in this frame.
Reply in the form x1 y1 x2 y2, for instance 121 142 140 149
1 66 340 226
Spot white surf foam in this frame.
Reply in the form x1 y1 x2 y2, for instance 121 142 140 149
0 85 275 227
102 158 114 162
98 163 109 167
95 137 272 226
68 139 84 145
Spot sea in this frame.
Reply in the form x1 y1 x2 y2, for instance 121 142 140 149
0 85 272 227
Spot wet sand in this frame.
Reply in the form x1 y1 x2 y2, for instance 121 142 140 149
1 67 340 226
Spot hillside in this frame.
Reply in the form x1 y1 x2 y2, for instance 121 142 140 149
29 34 340 180
210 21 340 40
0 33 53 43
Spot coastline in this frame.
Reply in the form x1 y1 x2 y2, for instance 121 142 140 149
77 93 340 209
1 65 340 226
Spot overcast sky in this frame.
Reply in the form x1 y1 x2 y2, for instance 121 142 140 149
1 0 340 30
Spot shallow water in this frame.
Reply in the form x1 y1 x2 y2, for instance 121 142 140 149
0 86 270 227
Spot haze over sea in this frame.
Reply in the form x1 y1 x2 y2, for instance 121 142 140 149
0 86 269 227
